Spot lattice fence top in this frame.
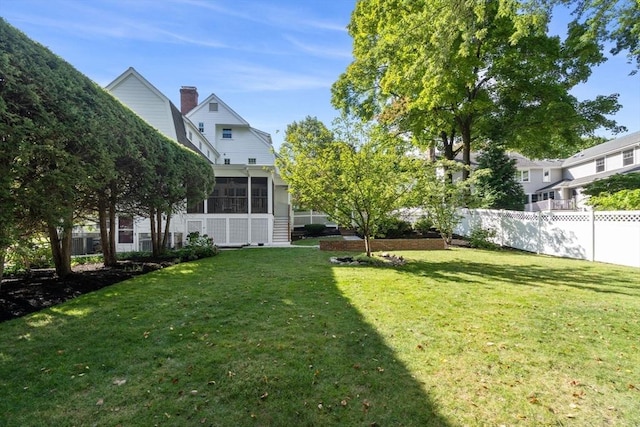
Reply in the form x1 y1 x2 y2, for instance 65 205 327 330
595 212 640 222
545 213 591 222
503 211 538 221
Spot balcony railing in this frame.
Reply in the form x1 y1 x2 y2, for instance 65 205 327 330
525 199 576 212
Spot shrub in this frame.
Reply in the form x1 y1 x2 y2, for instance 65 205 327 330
179 232 219 260
469 227 499 250
304 223 327 237
414 216 434 235
5 237 54 273
377 217 413 239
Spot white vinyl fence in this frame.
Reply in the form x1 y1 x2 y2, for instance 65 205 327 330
455 209 640 268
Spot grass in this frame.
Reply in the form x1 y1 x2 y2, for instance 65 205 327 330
0 247 638 426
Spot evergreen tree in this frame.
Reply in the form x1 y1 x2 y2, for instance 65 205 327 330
475 145 527 211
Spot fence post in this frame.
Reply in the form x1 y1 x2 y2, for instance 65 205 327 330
590 210 595 262
500 210 505 247
537 211 542 254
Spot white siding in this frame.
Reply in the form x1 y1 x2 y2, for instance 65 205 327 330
109 74 177 141
215 127 274 165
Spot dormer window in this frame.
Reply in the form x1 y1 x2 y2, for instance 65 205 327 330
543 168 550 182
248 158 256 165
224 158 230 165
623 149 634 166
198 122 204 132
209 102 218 112
222 128 232 139
596 157 605 173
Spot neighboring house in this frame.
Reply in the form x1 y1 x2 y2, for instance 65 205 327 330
73 67 290 254
507 153 565 209
525 131 640 211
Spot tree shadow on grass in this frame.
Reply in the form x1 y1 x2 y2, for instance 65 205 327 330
401 249 640 297
0 249 450 426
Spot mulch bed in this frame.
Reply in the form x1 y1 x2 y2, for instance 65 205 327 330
0 261 167 323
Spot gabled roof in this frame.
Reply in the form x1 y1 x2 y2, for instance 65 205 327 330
506 152 564 168
552 164 640 190
562 131 640 167
188 93 250 126
107 67 215 163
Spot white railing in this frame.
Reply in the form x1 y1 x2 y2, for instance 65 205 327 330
525 199 576 212
455 209 640 268
293 210 338 228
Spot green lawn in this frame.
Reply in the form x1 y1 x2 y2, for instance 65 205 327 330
1 247 638 426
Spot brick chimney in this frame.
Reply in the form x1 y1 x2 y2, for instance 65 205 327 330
180 86 198 114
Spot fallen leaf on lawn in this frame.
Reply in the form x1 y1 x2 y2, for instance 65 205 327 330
190 390 198 395
341 400 348 406
260 392 268 400
96 398 104 406
112 378 126 386
143 331 150 339
377 367 384 373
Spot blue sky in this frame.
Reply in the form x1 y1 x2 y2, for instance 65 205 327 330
2 0 638 150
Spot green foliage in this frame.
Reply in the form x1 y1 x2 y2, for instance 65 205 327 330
4 237 53 273
304 224 327 237
414 160 484 246
468 227 500 250
178 232 219 260
71 255 104 266
376 217 413 239
475 144 527 210
583 172 640 196
0 19 215 271
586 189 640 210
414 216 434 235
277 115 415 256
332 0 623 167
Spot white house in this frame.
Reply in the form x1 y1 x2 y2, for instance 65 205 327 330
525 131 640 211
73 67 290 254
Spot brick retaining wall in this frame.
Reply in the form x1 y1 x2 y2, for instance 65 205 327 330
319 238 445 252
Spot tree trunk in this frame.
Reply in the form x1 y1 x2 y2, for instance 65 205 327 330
0 248 5 287
363 234 372 257
47 222 73 277
98 198 117 267
460 120 472 181
162 213 171 251
149 208 158 256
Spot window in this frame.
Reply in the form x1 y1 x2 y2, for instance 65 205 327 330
248 158 256 165
198 122 205 132
224 158 230 165
623 149 634 166
188 130 193 141
515 170 529 182
118 216 134 244
543 168 550 182
596 157 605 173
208 178 248 213
207 149 210 158
222 128 232 139
531 194 538 203
251 177 268 213
198 141 202 150
209 102 218 112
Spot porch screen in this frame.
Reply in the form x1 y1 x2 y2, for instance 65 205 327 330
208 177 248 213
251 177 268 213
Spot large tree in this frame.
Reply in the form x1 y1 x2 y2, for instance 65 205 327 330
278 117 415 256
475 144 527 210
332 0 623 177
0 19 214 274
